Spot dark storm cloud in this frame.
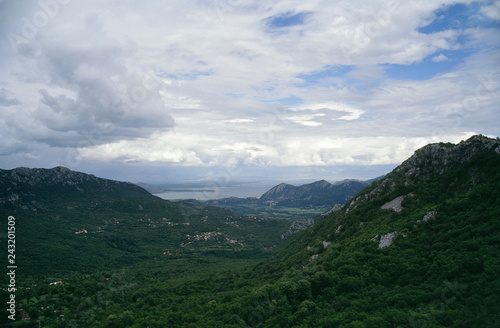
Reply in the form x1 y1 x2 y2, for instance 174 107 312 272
9 12 175 148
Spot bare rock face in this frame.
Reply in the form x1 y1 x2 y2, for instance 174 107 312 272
381 196 404 212
281 218 316 239
378 232 397 249
322 203 343 216
415 211 437 226
422 210 437 222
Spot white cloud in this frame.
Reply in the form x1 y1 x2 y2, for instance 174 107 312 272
291 102 364 121
0 0 498 179
431 54 449 62
480 1 500 21
288 113 324 127
224 119 255 124
77 132 203 165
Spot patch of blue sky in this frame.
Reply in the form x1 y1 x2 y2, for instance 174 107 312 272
383 48 471 81
261 95 303 106
265 11 311 29
296 65 354 87
419 2 498 34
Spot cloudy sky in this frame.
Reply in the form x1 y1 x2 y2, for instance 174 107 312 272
0 0 499 187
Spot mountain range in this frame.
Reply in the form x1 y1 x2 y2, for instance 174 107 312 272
201 177 380 220
206 178 378 208
258 178 380 207
1 135 499 327
0 166 290 275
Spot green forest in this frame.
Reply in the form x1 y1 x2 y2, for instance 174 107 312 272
1 136 499 327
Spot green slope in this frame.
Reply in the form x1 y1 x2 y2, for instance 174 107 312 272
2 135 499 327
0 167 290 275
257 135 500 327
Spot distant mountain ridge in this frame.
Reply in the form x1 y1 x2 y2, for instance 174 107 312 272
0 166 290 274
0 166 150 212
206 177 380 210
259 178 380 207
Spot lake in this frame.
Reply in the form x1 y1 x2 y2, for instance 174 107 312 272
154 181 279 201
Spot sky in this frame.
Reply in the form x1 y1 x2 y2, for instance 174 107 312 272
0 0 499 190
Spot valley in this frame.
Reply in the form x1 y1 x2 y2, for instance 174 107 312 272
1 135 499 327
168 178 379 220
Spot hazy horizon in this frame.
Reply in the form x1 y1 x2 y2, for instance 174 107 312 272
142 172 386 200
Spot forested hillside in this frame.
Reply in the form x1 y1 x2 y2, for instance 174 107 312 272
0 167 290 275
1 135 499 327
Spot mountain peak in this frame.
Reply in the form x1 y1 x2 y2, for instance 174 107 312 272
259 183 296 201
310 179 331 187
258 179 373 207
397 134 500 180
1 166 149 212
344 135 500 212
3 166 101 187
272 135 500 319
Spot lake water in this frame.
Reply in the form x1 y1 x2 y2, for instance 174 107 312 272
154 182 278 201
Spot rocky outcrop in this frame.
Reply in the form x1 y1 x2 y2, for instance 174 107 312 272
371 232 398 249
415 210 437 226
322 203 343 216
381 196 404 212
345 135 500 212
281 218 316 239
422 210 436 222
378 232 397 248
396 135 500 183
